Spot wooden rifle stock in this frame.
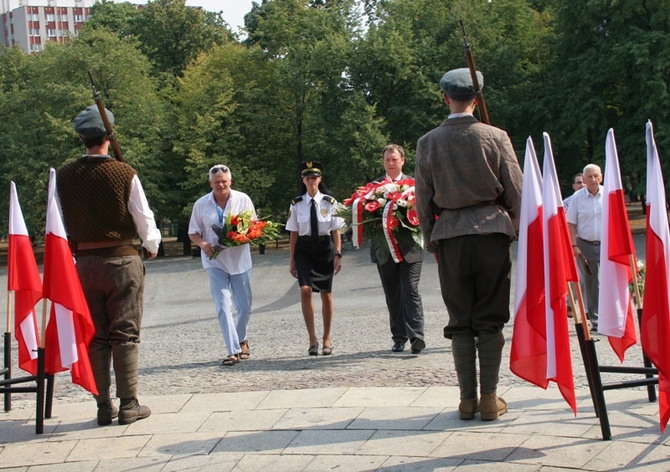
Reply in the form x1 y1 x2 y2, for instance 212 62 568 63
459 20 490 125
87 70 124 162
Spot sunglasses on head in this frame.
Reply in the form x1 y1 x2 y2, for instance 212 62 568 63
209 165 229 174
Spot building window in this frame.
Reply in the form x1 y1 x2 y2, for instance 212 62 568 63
47 29 56 37
74 14 82 22
46 14 55 21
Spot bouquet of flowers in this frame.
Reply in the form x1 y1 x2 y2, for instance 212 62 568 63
339 178 422 264
210 210 283 259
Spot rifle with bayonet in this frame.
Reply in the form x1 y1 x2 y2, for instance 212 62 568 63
87 70 124 162
459 20 490 125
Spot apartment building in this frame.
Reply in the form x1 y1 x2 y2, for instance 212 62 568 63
1 0 96 53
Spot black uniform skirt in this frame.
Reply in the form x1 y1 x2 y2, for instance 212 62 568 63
295 235 335 292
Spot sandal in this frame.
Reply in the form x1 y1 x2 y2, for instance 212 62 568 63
222 354 240 366
239 340 250 360
322 345 333 356
308 343 319 356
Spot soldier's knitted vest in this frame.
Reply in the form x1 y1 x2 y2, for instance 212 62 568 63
57 156 138 243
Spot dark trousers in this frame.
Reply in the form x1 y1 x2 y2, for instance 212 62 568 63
376 258 424 343
438 234 512 338
77 255 145 400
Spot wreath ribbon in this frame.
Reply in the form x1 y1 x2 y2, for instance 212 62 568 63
352 197 364 248
382 200 403 263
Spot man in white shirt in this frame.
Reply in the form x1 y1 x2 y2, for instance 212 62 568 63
189 165 256 366
567 164 603 332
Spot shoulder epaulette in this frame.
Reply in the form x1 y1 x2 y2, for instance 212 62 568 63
322 195 336 204
290 195 303 205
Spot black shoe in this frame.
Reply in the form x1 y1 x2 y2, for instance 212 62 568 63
118 398 151 425
97 401 118 426
411 338 426 354
391 342 405 352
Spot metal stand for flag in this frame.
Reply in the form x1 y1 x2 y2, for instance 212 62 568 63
597 307 658 399
569 283 612 440
2 293 55 434
569 265 658 441
0 335 54 434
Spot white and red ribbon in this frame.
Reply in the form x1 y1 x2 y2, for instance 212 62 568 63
352 197 364 248
382 200 403 263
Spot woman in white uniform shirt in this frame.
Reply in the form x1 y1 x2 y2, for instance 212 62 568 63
286 161 343 356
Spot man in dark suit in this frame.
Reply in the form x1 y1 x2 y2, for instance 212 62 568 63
372 144 425 354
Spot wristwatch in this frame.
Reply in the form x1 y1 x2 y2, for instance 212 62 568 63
334 253 342 258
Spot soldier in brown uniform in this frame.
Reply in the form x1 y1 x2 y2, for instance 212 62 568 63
415 69 522 421
57 105 161 425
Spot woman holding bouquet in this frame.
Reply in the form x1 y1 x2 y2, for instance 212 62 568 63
286 161 344 356
189 165 256 366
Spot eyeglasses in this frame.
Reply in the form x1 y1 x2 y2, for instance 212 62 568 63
209 165 229 174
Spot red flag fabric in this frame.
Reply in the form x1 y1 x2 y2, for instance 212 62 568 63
541 132 577 414
42 168 98 395
8 182 42 375
599 129 637 361
511 137 547 387
643 121 670 432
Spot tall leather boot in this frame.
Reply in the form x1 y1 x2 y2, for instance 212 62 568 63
112 342 151 425
89 341 118 426
477 330 507 421
451 331 478 420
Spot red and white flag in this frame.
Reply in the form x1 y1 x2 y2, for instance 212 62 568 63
42 168 98 395
599 129 637 362
540 132 577 414
8 182 42 375
510 137 547 388
642 120 670 431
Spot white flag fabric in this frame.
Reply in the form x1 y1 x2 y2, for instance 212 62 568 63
598 129 637 362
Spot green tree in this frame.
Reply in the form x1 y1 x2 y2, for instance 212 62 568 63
547 0 670 198
351 0 552 162
0 29 166 240
243 0 386 205
131 0 234 78
83 0 141 37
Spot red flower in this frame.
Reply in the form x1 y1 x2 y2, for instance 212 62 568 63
387 216 400 229
407 209 419 226
364 201 381 212
386 191 402 202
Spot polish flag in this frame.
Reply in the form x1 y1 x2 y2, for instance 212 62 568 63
42 168 98 395
8 182 42 375
642 121 670 431
599 129 637 362
540 132 577 413
510 137 547 388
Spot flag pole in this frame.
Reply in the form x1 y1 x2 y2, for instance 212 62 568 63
40 299 48 348
6 291 11 333
4 291 12 412
568 280 592 341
